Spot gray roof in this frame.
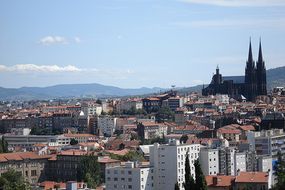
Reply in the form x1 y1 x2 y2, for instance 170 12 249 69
223 76 245 84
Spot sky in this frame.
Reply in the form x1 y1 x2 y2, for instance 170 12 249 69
0 0 285 89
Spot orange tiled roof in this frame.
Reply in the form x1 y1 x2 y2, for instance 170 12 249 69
235 172 268 183
206 175 235 187
0 152 52 163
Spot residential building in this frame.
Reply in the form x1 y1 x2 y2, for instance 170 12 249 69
0 152 52 184
81 102 102 116
167 97 183 111
218 147 236 176
234 152 246 175
199 147 219 176
97 115 117 137
149 140 200 190
106 161 154 190
254 129 285 159
137 122 168 140
235 172 270 190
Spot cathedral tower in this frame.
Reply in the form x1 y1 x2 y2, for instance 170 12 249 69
256 39 267 95
245 39 257 101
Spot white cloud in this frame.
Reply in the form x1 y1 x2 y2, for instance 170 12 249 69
172 18 285 29
39 36 68 45
74 37 82 43
0 64 135 78
178 0 285 7
0 64 81 72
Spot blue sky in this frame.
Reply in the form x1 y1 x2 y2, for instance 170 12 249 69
0 0 285 88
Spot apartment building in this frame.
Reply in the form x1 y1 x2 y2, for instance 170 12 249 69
137 122 168 140
106 162 154 190
199 147 219 176
97 115 117 137
149 140 200 190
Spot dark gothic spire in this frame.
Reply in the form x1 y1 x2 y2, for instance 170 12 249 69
258 38 263 63
248 38 253 63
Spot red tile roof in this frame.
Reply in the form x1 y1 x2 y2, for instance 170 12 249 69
206 175 235 187
0 152 52 163
235 172 268 183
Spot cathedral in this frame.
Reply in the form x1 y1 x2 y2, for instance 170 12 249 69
202 39 267 101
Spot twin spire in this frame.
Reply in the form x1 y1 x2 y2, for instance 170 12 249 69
247 37 264 68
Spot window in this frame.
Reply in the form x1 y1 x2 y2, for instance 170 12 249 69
121 178 125 181
31 170 37 176
114 184 117 188
128 171 132 175
128 185 132 189
114 170 118 174
114 177 118 181
128 178 132 182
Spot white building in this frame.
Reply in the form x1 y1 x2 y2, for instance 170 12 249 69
234 152 246 175
98 115 117 137
10 128 31 135
257 155 273 188
150 140 200 190
106 161 154 190
81 102 102 116
3 134 70 150
199 147 219 176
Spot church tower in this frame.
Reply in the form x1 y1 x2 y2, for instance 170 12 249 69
256 39 267 95
245 39 257 101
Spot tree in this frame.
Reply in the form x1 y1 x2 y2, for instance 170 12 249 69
183 153 195 190
77 154 101 188
70 138 78 145
156 106 174 123
194 159 207 190
0 137 8 153
175 182 180 190
180 135 188 144
272 151 285 190
0 169 31 190
109 151 145 162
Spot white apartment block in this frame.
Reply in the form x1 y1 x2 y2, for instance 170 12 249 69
150 140 200 190
81 102 102 116
199 147 219 176
257 155 273 188
234 152 246 175
98 115 117 137
106 162 154 190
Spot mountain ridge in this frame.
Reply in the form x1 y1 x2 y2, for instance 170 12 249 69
0 66 284 100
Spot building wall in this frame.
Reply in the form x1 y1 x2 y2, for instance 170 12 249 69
106 162 154 190
150 140 200 190
199 148 219 176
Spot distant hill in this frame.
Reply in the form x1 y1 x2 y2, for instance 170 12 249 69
0 83 164 101
0 66 284 101
267 66 285 90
